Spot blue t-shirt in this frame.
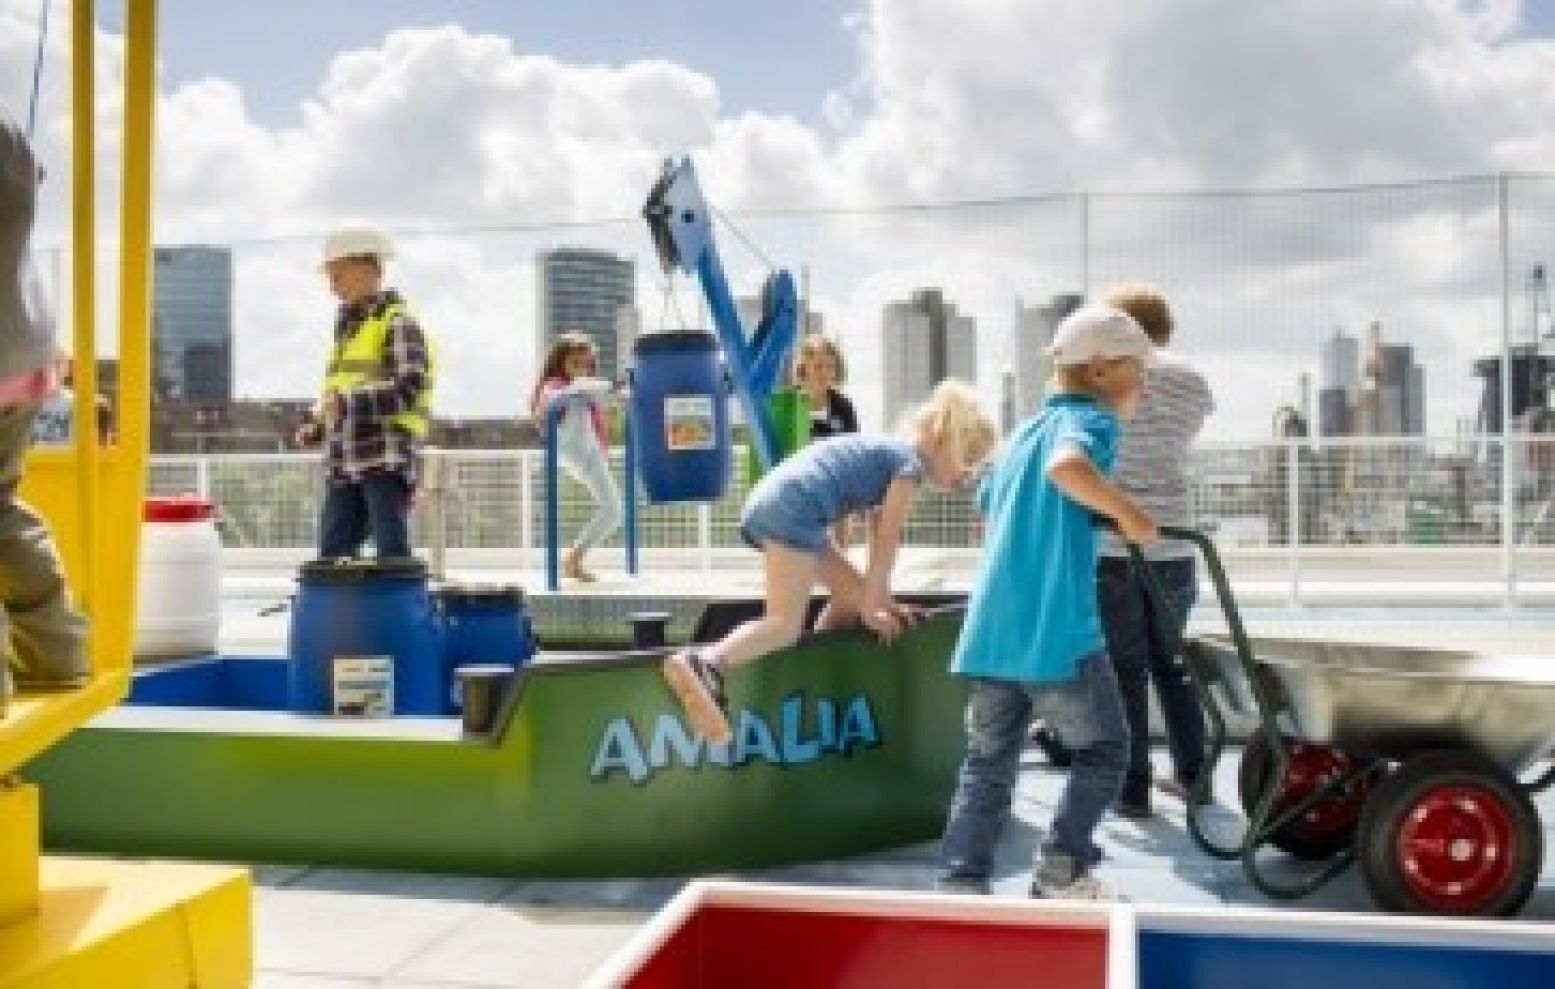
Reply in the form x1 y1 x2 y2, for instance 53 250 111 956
743 434 923 529
950 394 1121 684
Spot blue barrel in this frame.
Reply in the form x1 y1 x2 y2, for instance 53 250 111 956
436 584 536 714
287 558 444 716
630 330 731 502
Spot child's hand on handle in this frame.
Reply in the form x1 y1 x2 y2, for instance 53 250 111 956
1116 503 1159 546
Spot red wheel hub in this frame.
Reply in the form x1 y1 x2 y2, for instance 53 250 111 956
1396 784 1517 913
1274 743 1366 835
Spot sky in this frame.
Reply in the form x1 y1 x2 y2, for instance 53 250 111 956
4 0 1555 439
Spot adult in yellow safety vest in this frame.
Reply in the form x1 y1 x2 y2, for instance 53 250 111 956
295 226 434 559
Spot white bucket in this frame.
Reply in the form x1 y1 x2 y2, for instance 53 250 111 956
134 495 222 658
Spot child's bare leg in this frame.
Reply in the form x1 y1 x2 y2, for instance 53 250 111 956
705 542 816 669
662 542 815 743
813 545 865 632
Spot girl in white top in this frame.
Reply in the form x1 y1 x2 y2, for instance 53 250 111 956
530 333 623 582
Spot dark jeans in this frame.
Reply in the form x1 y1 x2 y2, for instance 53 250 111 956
1097 556 1205 805
319 472 412 559
941 653 1129 877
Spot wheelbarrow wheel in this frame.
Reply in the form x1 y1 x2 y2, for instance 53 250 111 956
1359 749 1542 917
1238 733 1369 861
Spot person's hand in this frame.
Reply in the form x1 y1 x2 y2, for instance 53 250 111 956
294 421 322 448
861 593 914 645
1117 505 1159 546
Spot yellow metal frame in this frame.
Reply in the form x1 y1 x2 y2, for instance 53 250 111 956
2 4 252 986
2 0 151 775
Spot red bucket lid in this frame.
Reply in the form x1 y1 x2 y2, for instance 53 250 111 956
144 495 215 523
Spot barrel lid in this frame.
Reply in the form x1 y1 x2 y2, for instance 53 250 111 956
144 495 215 523
631 329 717 356
299 556 427 583
435 582 527 606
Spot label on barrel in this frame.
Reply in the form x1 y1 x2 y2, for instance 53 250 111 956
664 395 715 450
333 655 393 717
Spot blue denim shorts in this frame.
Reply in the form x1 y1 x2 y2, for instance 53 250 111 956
739 496 829 554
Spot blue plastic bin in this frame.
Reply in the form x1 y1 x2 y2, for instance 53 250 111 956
437 584 536 714
287 558 444 716
630 330 731 502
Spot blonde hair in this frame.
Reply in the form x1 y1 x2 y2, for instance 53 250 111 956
792 333 847 386
907 379 999 468
1101 282 1173 345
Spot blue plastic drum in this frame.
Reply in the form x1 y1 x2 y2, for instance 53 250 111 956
630 330 731 502
436 584 536 714
287 558 444 716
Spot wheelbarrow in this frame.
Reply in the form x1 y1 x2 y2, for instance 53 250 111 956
1128 526 1555 918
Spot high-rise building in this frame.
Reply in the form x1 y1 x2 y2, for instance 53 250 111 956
1318 329 1360 437
736 296 824 343
1316 323 1425 436
152 246 233 404
535 248 636 379
1012 293 1082 422
881 288 976 426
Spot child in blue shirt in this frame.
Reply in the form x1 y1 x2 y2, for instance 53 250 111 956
939 304 1158 901
662 379 998 745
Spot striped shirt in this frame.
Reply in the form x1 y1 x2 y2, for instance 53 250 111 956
1098 350 1214 561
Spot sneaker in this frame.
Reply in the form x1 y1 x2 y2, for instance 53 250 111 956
1031 872 1120 902
1155 775 1212 806
935 873 991 896
1030 849 1119 901
661 650 732 745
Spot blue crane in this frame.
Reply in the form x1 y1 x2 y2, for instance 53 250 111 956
642 156 801 472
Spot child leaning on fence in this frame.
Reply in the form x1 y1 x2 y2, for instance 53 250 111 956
661 379 998 746
531 333 623 583
938 304 1157 902
0 105 90 699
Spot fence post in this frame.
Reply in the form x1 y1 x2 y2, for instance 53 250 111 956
1287 439 1301 608
1498 172 1517 608
519 449 533 563
698 502 713 571
195 455 211 499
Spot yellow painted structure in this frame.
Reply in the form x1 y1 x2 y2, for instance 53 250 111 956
0 2 253 985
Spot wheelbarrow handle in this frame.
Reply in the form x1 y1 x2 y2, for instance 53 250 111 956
1112 521 1286 757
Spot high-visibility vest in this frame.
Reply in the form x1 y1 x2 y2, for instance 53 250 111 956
321 301 435 438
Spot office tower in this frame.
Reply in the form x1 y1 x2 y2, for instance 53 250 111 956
881 288 976 426
152 246 233 403
1318 329 1360 437
535 248 636 379
1012 293 1083 422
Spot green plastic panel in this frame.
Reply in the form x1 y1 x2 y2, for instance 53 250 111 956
27 610 967 877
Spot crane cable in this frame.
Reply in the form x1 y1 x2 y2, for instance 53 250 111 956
26 0 51 139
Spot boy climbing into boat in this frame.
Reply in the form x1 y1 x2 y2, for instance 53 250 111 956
938 303 1158 901
662 379 998 745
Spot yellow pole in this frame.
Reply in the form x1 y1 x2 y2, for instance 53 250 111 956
70 0 97 616
110 0 156 674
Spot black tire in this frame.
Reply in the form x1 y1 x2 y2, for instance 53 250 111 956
1359 749 1542 917
1238 733 1368 861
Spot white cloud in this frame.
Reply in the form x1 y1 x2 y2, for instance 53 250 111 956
8 3 1555 439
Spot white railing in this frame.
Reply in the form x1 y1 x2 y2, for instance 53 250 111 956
150 436 1555 606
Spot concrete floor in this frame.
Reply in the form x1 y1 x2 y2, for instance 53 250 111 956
213 576 1555 986
249 743 1555 988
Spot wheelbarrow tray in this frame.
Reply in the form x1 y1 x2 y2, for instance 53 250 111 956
1196 636 1555 772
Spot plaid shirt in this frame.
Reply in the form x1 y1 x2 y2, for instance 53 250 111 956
310 289 432 487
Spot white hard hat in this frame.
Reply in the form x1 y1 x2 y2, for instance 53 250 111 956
322 225 394 267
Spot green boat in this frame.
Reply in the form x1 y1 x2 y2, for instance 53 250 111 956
26 606 968 877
